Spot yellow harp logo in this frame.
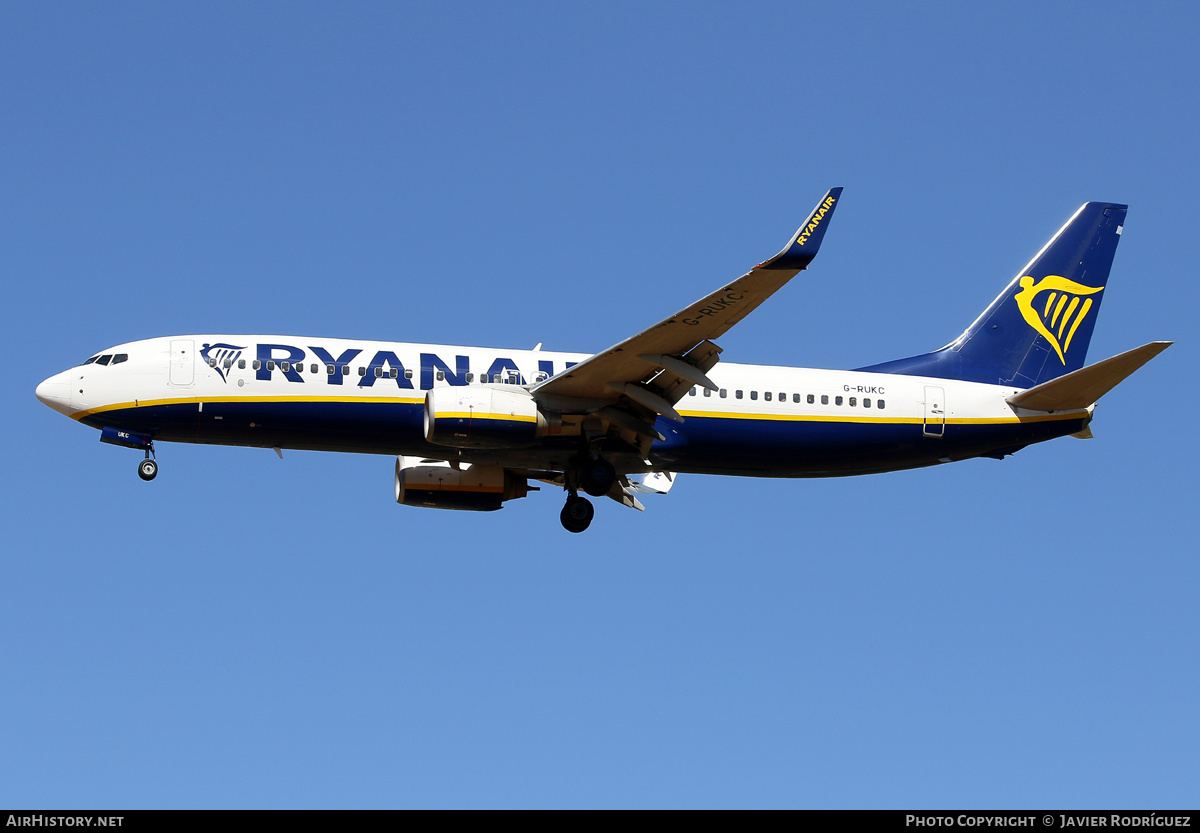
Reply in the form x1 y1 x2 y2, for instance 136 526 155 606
1014 275 1104 364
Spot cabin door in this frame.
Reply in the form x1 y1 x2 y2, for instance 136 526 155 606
169 339 195 387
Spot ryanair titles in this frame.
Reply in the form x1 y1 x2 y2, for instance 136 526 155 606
795 194 837 248
233 343 573 390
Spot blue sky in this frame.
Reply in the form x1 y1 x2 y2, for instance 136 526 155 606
3 2 1198 809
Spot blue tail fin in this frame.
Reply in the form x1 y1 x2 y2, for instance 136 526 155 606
856 201 1128 387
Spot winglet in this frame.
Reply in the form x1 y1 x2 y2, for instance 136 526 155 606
761 187 844 270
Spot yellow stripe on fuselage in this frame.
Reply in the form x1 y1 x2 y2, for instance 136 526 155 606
676 409 1085 425
73 394 1085 428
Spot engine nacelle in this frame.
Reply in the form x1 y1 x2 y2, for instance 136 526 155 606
424 386 545 449
394 456 531 512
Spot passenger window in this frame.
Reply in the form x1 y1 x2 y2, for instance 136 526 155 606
390 368 398 378
764 392 772 401
807 394 814 404
750 390 758 400
835 396 843 406
238 359 246 370
96 355 113 366
779 392 785 402
295 363 303 373
281 362 291 372
793 393 801 403
341 365 350 375
849 397 856 407
466 372 475 383
266 360 275 371
436 370 445 381
112 354 129 365
820 395 828 405
719 389 727 398
878 399 885 409
864 398 871 408
736 390 743 400
358 367 366 376
374 367 383 378
405 369 414 380
253 360 262 370
311 364 318 374
703 388 712 397
326 364 335 375
223 359 232 369
689 387 697 396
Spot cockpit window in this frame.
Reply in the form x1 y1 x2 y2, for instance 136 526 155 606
95 355 113 366
111 353 128 365
82 356 99 365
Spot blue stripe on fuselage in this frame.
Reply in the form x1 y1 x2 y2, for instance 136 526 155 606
81 399 1087 477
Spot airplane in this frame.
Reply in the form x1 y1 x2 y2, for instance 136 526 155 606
35 189 1171 532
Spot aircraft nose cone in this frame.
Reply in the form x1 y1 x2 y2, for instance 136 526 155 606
36 371 73 416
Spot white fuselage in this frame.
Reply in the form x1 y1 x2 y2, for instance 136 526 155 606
37 335 1090 478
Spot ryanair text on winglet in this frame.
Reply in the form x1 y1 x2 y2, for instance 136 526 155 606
795 194 837 247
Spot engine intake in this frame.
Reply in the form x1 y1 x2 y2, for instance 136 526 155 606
394 456 531 512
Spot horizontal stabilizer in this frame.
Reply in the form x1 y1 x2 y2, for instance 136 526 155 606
1006 341 1172 411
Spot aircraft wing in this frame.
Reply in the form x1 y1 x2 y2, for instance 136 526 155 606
531 188 843 431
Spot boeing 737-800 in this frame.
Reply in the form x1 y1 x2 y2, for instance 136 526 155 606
35 189 1170 532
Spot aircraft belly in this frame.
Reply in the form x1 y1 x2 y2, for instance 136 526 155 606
82 400 1086 477
83 400 429 454
653 414 1088 476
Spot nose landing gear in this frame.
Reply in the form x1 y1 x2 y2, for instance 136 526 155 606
100 427 159 481
137 447 158 481
137 457 158 481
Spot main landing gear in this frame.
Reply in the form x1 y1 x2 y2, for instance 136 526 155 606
137 448 158 481
559 452 616 532
579 457 616 498
560 493 594 533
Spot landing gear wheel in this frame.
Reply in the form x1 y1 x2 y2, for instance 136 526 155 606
137 458 158 481
580 457 616 497
560 495 594 533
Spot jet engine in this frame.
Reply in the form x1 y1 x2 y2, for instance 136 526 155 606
424 386 553 449
394 456 531 511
